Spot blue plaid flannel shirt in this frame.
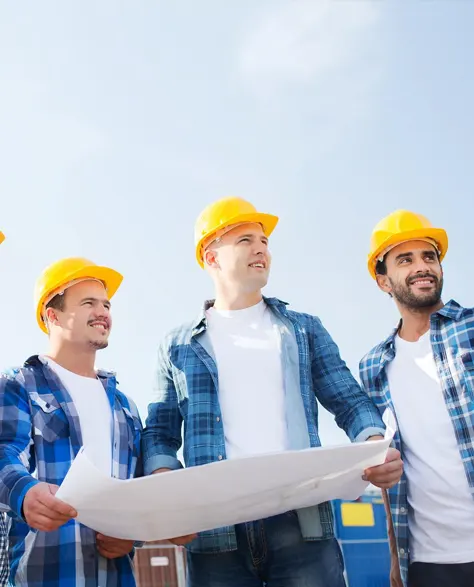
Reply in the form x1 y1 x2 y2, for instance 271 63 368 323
0 512 9 586
360 300 474 587
143 296 386 553
0 355 143 587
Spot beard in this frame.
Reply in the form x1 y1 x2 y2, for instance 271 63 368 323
88 339 109 350
389 272 443 309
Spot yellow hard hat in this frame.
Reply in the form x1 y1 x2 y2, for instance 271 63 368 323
194 196 279 268
368 210 448 279
0 232 5 246
34 257 123 333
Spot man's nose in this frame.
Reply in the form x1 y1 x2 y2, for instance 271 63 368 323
412 258 432 273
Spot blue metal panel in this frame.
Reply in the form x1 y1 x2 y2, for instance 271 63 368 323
333 493 391 587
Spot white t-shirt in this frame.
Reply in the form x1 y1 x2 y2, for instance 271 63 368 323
386 331 474 564
206 300 288 459
44 357 113 475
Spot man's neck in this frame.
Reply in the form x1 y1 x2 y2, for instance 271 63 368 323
46 343 97 378
212 288 263 311
397 300 444 342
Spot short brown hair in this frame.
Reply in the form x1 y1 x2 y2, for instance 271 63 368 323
44 291 67 314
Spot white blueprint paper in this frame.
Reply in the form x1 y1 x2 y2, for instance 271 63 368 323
56 409 396 541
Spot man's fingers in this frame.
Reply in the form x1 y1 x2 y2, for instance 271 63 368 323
96 535 133 547
365 459 403 477
30 501 73 524
38 491 77 518
384 448 402 463
96 534 132 545
96 534 115 544
98 546 118 559
168 534 197 546
28 513 65 532
96 536 134 557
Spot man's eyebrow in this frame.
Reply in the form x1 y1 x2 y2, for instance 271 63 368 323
236 233 268 241
80 297 111 306
394 252 412 261
394 249 437 261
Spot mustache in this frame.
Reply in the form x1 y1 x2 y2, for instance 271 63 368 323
407 272 439 286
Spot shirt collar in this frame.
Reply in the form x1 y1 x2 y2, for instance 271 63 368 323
380 299 464 352
191 296 289 335
24 354 116 381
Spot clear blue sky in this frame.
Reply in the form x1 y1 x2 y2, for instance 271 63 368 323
0 1 472 446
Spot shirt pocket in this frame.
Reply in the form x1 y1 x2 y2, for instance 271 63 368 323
459 351 474 400
29 392 68 443
121 406 142 465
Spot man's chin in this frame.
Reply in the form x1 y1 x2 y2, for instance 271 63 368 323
400 292 442 309
89 339 109 350
255 274 270 289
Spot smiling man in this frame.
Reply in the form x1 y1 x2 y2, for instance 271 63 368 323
0 257 142 587
360 210 474 587
143 196 402 587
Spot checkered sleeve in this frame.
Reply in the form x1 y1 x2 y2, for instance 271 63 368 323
310 316 386 441
142 340 184 475
0 513 9 586
0 375 40 518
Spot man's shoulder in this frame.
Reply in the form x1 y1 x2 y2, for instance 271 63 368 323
283 309 324 335
359 337 393 388
0 361 38 387
360 340 388 368
265 297 321 328
450 302 474 322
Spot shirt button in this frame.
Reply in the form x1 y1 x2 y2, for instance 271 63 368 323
216 416 220 422
400 507 406 513
399 548 405 555
218 455 223 461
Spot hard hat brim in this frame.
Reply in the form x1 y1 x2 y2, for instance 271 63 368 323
368 227 448 279
196 212 279 268
37 265 123 333
0 232 5 246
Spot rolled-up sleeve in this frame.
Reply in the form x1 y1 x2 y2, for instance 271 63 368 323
310 317 385 442
142 341 184 475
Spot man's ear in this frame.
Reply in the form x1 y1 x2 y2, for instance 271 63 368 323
204 248 219 269
44 307 59 327
376 274 392 296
